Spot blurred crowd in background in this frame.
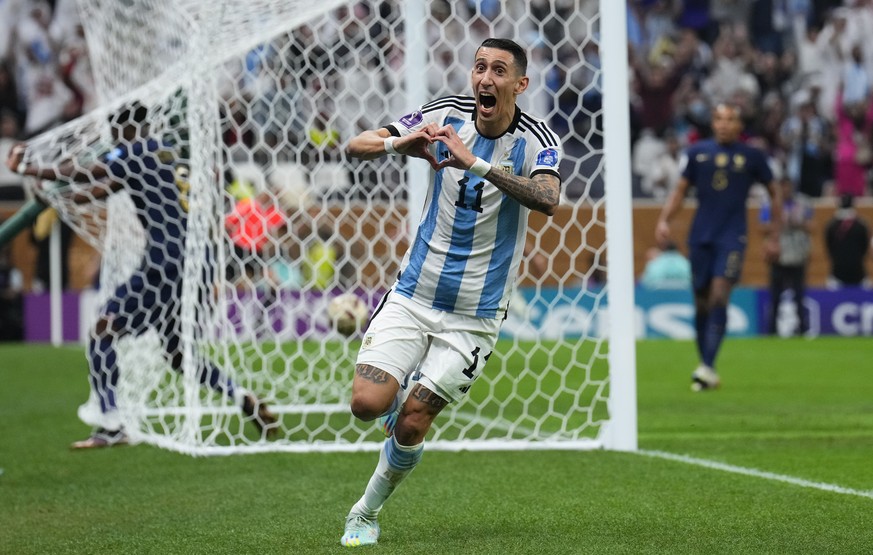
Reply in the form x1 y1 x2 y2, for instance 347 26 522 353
0 0 91 199
1 0 872 340
2 0 873 202
627 0 873 203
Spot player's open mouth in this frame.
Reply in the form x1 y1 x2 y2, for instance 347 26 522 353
478 92 497 115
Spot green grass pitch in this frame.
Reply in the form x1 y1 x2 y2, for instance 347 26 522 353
1 337 872 554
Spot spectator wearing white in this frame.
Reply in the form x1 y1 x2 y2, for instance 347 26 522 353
11 1 78 137
20 64 73 136
815 8 857 120
791 12 829 92
12 2 55 82
633 128 681 200
842 42 869 103
701 26 760 107
48 0 81 48
838 2 873 82
0 0 27 61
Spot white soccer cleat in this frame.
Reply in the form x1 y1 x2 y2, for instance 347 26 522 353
341 514 380 547
691 364 721 392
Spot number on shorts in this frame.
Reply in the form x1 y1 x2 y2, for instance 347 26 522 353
461 347 492 379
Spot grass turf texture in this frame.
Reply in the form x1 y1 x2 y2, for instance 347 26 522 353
1 337 871 554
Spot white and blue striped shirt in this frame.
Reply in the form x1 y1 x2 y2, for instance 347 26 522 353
386 95 562 319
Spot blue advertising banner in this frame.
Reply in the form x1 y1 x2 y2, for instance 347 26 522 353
757 287 873 337
500 286 759 340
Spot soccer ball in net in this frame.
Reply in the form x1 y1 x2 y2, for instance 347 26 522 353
327 293 369 337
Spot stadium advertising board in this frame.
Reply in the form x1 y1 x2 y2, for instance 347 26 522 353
21 287 873 342
501 287 758 340
757 287 873 337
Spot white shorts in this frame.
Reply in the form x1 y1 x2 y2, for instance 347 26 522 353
356 291 502 403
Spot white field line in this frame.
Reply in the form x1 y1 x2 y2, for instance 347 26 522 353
640 429 873 441
640 449 873 500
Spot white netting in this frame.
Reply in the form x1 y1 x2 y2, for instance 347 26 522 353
25 0 622 454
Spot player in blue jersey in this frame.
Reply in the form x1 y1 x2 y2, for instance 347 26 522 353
656 103 782 391
338 38 562 547
6 102 277 448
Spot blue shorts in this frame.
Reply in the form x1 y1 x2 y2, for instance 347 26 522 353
688 243 745 291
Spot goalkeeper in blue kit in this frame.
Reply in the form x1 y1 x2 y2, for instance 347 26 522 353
6 102 277 448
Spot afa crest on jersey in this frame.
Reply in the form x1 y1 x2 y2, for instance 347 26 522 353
498 151 515 173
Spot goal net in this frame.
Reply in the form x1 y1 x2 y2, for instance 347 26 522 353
23 0 634 454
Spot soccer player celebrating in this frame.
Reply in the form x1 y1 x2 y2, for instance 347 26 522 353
656 103 782 391
340 38 562 547
6 102 277 447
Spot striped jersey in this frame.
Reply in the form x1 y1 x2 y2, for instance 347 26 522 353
385 95 563 319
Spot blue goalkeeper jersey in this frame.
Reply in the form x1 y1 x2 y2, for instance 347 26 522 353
681 139 773 248
386 95 563 319
105 138 187 273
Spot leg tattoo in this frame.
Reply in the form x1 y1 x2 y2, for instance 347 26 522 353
355 364 394 385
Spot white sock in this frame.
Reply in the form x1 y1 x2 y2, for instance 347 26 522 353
350 436 423 518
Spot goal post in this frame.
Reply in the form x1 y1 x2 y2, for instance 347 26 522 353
25 0 636 455
601 0 638 452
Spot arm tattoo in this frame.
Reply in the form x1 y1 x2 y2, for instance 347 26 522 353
410 384 448 414
355 364 393 384
483 169 559 215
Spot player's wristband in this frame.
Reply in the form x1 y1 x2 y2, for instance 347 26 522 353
17 162 27 174
383 137 398 155
469 157 492 177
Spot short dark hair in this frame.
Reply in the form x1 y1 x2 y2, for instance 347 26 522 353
478 38 527 75
111 101 149 128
